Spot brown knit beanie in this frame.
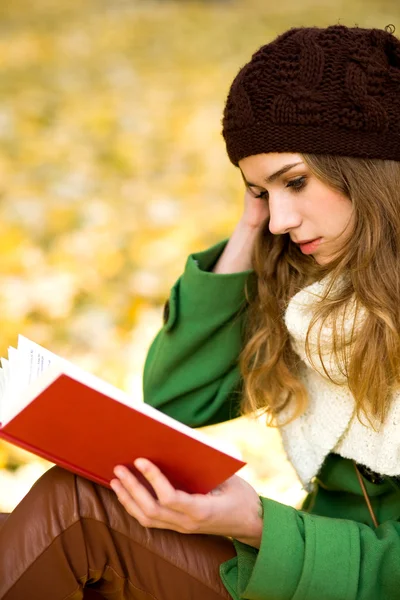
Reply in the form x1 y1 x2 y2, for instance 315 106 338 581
222 25 400 165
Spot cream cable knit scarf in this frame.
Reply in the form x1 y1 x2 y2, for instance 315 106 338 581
280 277 400 491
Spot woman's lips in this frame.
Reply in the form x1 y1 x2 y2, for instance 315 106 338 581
298 237 322 254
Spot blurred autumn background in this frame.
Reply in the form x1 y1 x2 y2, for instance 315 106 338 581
0 0 399 512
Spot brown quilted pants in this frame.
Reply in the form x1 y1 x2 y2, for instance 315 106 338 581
0 466 236 600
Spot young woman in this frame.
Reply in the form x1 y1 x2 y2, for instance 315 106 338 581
2 23 400 600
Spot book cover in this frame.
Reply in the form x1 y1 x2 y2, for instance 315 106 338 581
0 336 245 494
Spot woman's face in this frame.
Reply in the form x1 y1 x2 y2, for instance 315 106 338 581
238 152 354 265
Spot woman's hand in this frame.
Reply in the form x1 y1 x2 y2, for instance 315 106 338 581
211 189 270 274
110 459 263 548
240 188 270 230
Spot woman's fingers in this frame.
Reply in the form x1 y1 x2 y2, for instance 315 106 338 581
134 459 191 509
134 459 212 522
111 461 212 531
111 462 262 543
110 472 180 528
110 476 180 529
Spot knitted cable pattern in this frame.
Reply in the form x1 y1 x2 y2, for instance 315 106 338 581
222 25 400 165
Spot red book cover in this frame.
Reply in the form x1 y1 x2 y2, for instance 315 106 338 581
0 368 245 494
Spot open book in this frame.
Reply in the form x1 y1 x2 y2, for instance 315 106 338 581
0 336 245 494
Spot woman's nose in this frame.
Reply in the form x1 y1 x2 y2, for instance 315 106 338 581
268 197 302 235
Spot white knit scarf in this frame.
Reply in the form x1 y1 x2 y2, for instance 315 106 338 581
279 277 400 491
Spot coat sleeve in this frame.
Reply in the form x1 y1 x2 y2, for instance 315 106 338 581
220 495 400 600
142 238 255 427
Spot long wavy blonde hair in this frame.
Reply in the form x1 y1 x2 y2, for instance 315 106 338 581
240 154 400 427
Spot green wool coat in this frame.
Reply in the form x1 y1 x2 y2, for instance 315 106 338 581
142 239 400 600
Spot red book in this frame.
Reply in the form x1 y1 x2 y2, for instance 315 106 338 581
0 336 245 494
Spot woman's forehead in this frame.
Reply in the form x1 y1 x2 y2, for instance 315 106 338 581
239 153 305 183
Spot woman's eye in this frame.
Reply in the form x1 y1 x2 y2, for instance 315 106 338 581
253 189 268 199
286 176 306 191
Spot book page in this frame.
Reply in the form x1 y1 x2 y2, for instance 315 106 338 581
7 347 25 411
0 366 4 398
17 335 58 384
18 335 135 408
0 336 62 424
0 335 139 425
